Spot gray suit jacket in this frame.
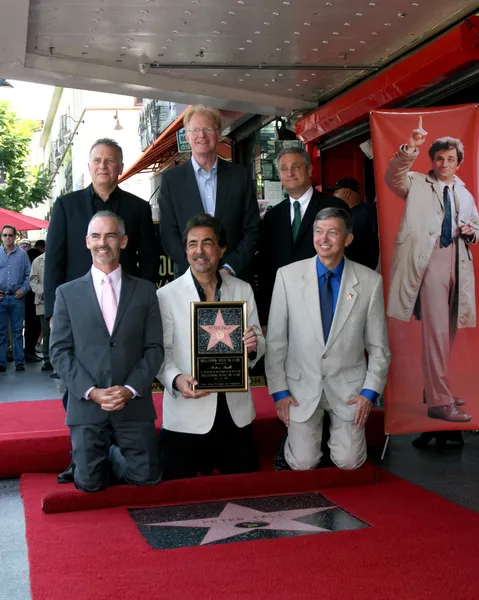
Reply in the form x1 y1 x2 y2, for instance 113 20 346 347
265 257 390 423
50 271 164 426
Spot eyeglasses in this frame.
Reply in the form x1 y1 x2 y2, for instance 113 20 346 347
187 127 218 136
2 233 14 237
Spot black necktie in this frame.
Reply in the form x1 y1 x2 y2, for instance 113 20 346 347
440 185 453 248
320 271 334 342
291 201 301 240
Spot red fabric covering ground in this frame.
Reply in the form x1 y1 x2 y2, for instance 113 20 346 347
41 463 379 513
0 389 385 478
21 469 479 600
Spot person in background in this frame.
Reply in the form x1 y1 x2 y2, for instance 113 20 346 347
158 105 259 281
24 244 43 363
332 178 380 271
30 245 53 371
0 225 31 372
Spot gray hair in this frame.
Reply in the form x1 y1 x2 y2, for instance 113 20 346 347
276 147 311 170
314 207 353 235
184 105 222 131
89 138 123 163
87 211 126 236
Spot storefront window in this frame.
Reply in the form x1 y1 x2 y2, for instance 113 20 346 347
251 123 303 217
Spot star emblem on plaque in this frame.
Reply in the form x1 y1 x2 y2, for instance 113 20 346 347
191 301 248 392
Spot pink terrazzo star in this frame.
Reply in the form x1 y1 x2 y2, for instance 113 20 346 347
200 310 240 351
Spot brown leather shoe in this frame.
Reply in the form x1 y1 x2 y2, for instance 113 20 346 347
423 390 466 407
428 404 471 422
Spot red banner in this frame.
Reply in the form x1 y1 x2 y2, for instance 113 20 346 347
371 105 479 434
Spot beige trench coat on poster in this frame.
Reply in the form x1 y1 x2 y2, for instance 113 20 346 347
385 146 479 328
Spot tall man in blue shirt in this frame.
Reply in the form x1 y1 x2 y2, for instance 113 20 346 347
0 225 31 372
158 105 259 281
265 207 390 470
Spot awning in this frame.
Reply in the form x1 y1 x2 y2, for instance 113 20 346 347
0 208 49 231
119 106 233 183
296 16 479 144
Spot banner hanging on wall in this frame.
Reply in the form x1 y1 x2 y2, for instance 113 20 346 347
371 104 479 435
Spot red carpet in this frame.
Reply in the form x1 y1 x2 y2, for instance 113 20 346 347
0 389 385 478
40 463 379 513
21 469 479 600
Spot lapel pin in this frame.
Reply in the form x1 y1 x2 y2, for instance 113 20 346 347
347 293 354 300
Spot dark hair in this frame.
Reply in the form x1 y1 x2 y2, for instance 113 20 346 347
34 239 46 251
89 138 123 163
182 215 227 249
428 137 464 165
2 224 16 237
314 207 353 235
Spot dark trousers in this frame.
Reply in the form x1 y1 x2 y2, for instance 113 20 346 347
159 392 259 480
39 315 50 361
24 291 41 354
70 419 160 492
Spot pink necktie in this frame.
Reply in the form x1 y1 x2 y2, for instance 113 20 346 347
101 274 117 335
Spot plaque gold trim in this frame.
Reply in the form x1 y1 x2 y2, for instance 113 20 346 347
191 301 248 393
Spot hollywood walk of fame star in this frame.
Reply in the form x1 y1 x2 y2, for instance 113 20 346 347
200 310 240 351
145 502 335 545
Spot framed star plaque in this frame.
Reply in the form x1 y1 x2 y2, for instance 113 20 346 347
191 301 248 392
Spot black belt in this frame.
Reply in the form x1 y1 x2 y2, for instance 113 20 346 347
0 291 15 295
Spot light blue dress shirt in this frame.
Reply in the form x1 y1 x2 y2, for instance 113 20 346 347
191 155 218 217
272 256 378 404
0 246 31 294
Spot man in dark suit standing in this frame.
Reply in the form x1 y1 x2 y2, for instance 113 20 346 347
158 105 259 281
44 138 158 321
45 138 158 483
50 212 163 492
258 147 349 324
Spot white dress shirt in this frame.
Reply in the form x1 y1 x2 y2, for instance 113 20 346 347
85 265 137 400
289 186 314 224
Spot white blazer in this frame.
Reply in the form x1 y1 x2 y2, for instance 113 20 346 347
157 269 265 434
265 257 390 423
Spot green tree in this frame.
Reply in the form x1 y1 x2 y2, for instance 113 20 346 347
0 100 51 212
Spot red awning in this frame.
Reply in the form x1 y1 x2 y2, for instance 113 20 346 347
0 208 49 231
296 17 479 144
119 107 189 182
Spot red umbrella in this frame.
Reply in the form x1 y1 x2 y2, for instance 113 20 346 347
0 207 49 231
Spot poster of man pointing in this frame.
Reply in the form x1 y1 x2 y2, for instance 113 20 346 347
371 105 479 434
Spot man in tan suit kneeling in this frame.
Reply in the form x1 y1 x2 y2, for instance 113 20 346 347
265 207 390 470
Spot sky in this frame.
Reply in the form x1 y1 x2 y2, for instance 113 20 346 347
0 79 55 121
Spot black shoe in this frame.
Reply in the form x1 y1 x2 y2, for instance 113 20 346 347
0 365 6 373
41 361 54 372
25 353 42 363
412 432 435 448
15 364 25 372
57 462 75 484
274 435 292 471
49 371 60 379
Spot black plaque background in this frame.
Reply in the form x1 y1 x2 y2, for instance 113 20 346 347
191 302 248 392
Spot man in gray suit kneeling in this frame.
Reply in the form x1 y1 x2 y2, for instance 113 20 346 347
265 207 390 471
50 211 164 492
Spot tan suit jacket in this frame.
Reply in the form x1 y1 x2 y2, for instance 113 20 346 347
265 257 390 423
157 269 265 434
385 146 478 327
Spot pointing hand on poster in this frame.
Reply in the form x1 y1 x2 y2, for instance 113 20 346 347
407 115 428 150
